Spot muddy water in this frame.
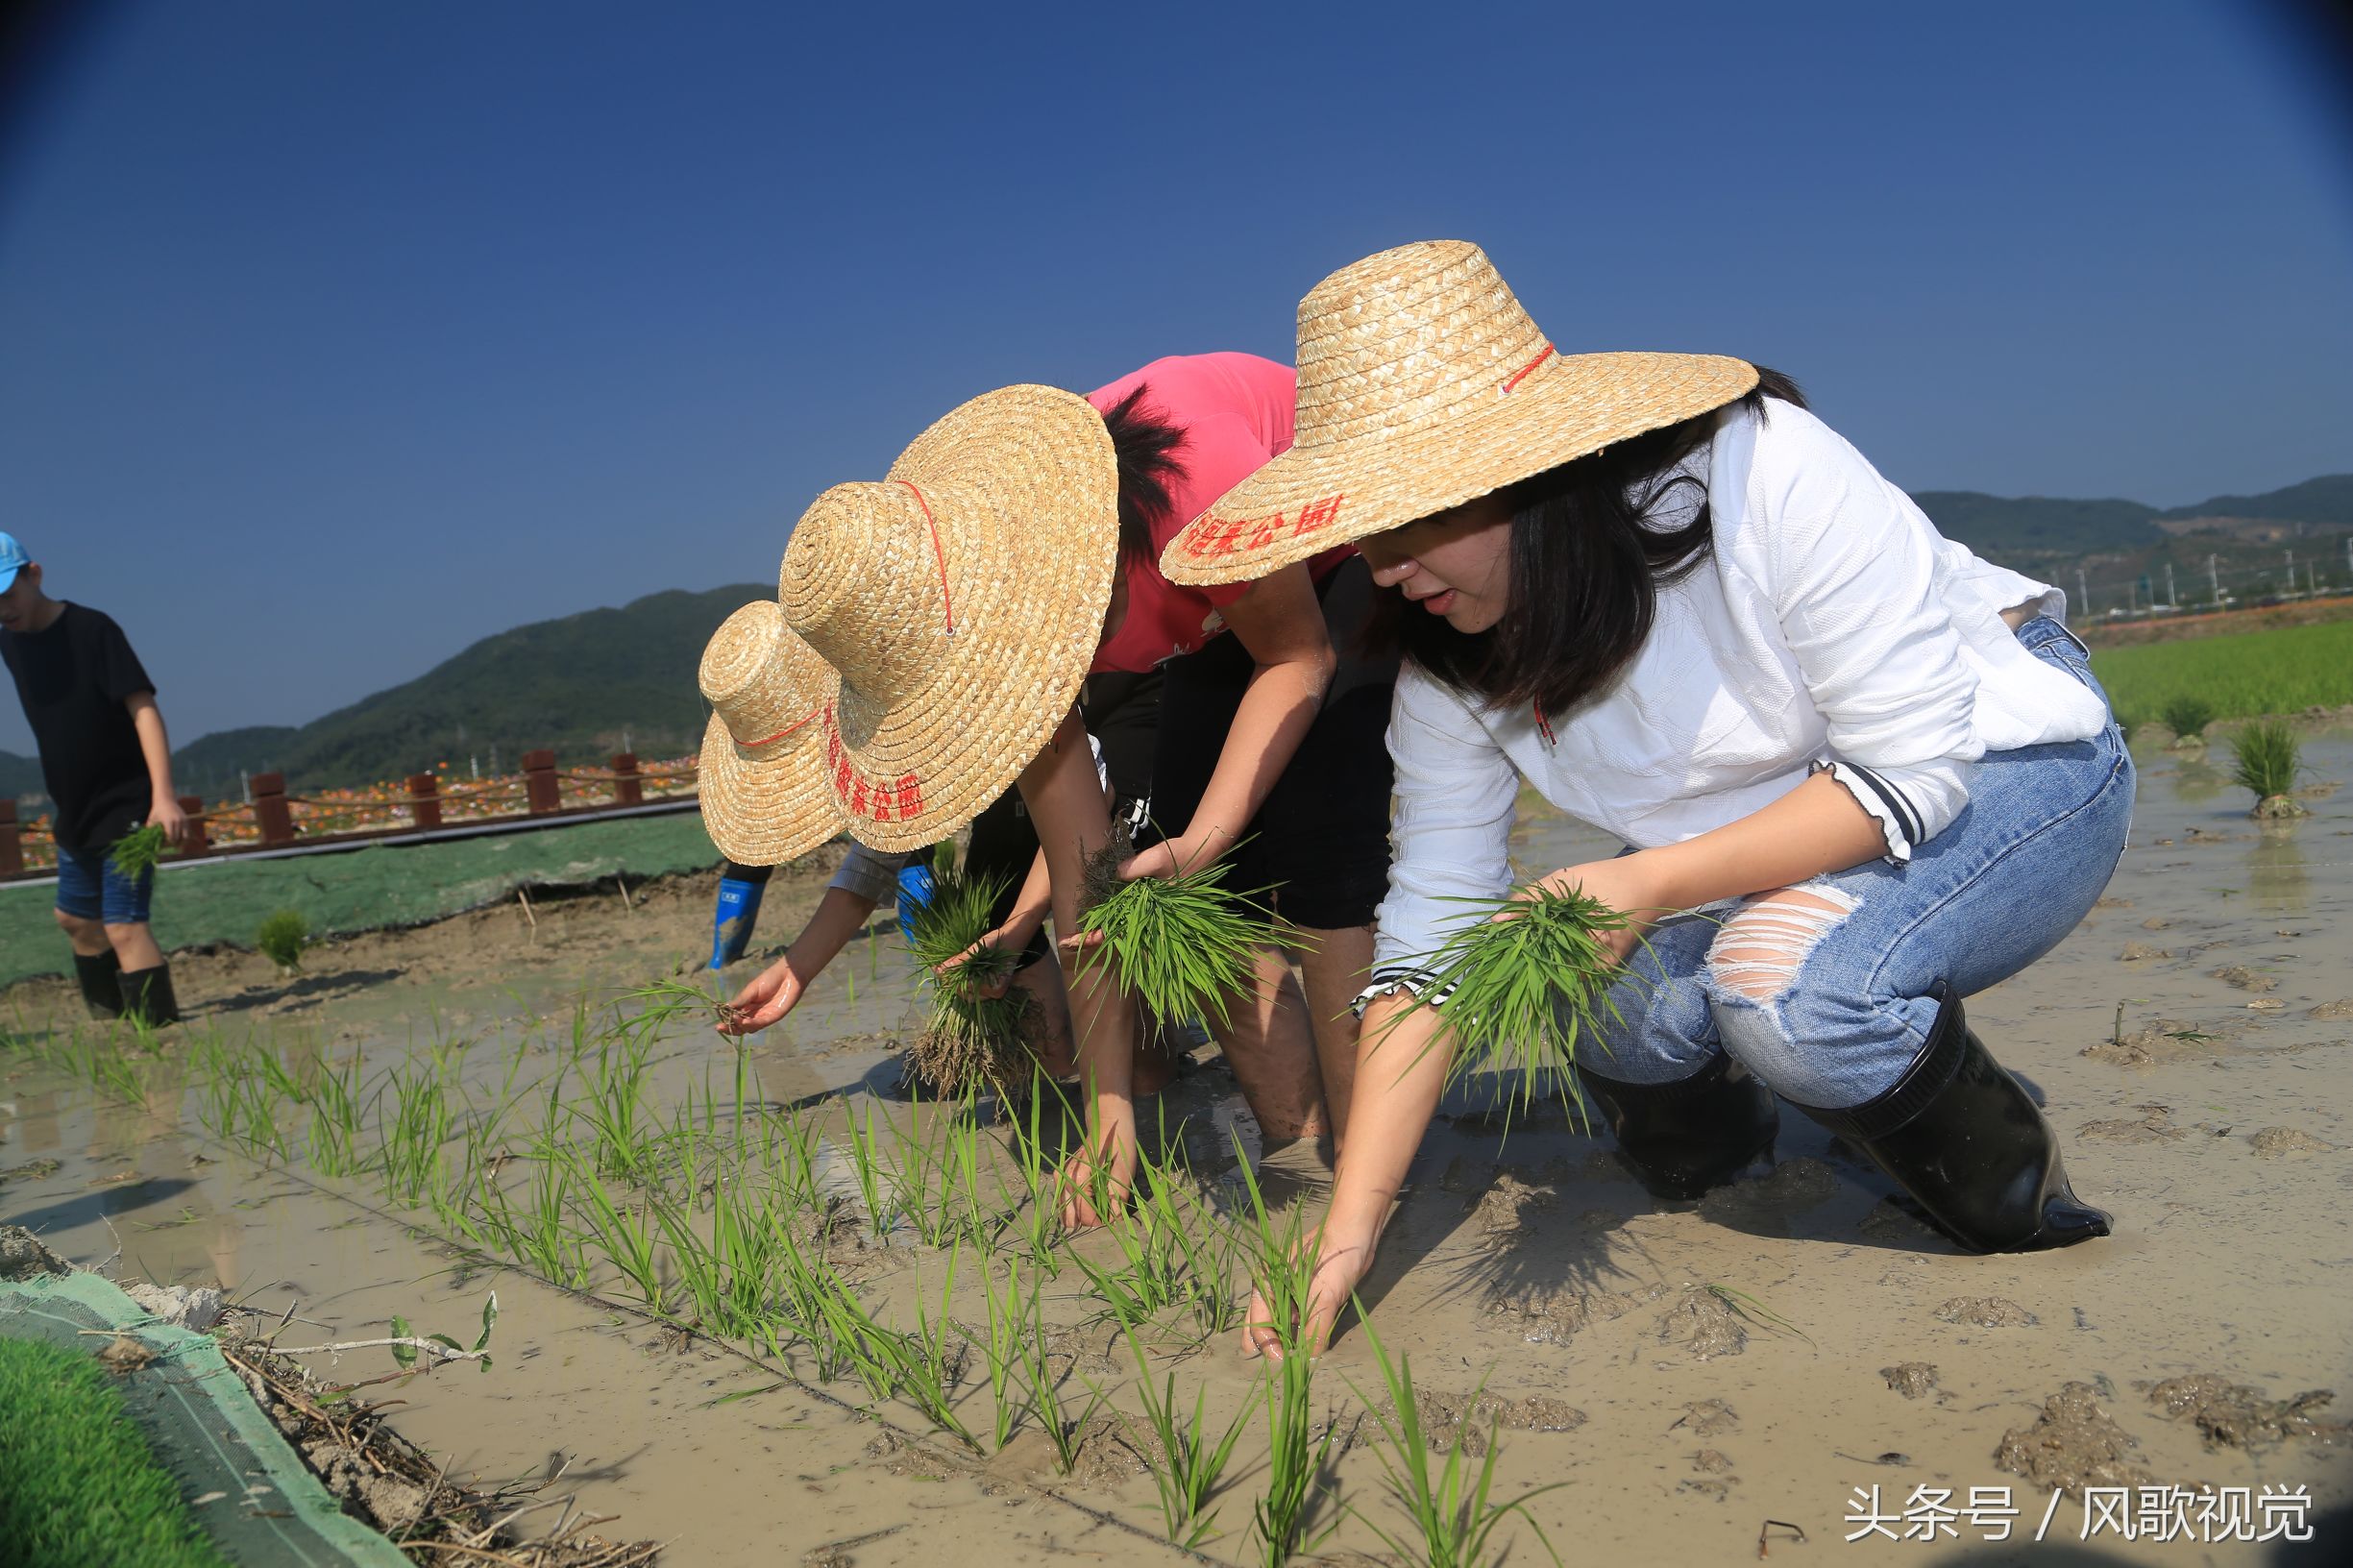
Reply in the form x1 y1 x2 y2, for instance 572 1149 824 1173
5 743 2351 1565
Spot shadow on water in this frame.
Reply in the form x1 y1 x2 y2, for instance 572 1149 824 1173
202 968 410 1017
6 1175 197 1237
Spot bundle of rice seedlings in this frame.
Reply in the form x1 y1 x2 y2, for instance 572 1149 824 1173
904 863 1035 1096
2160 695 2216 747
1376 880 1638 1121
106 821 169 880
2229 720 2307 818
1073 822 1273 1030
256 908 309 974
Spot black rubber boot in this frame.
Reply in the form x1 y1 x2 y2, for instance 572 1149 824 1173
1797 984 2110 1253
73 950 124 1019
1574 1053 1779 1200
115 965 181 1029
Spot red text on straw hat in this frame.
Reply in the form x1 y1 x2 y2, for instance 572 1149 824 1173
821 706 924 823
1183 493 1347 557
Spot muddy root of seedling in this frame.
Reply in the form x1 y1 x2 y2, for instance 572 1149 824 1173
905 992 1041 1100
218 1332 660 1566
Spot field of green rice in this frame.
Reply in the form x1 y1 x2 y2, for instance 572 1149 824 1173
2091 619 2353 731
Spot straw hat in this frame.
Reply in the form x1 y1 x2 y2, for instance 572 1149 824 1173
697 601 846 866
778 383 1117 852
1161 240 1758 584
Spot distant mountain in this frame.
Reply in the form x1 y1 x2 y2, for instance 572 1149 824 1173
169 585 767 796
1 748 44 799
1912 475 2351 609
2158 474 2353 527
1908 493 2160 559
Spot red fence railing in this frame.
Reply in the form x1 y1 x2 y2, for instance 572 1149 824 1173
0 751 699 878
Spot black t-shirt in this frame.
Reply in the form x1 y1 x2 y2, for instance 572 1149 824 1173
1 602 158 852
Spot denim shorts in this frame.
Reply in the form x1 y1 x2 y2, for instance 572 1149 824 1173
1582 616 2135 1108
55 841 156 926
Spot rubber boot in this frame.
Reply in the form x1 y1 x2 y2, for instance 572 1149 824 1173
709 876 766 969
1796 983 2110 1254
1574 1052 1778 1200
115 965 181 1029
73 949 124 1019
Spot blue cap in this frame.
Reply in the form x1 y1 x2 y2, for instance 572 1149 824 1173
0 532 27 595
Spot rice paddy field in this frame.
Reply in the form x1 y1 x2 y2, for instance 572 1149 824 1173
2092 618 2353 733
4 735 2351 1566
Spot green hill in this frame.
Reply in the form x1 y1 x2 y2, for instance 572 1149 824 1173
1 748 43 799
2158 474 2353 526
1910 492 2161 562
170 584 767 796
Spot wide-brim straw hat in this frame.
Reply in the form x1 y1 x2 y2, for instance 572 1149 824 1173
1161 240 1758 585
697 600 846 866
778 383 1117 852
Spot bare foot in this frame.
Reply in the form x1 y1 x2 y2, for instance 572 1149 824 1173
1055 1137 1138 1230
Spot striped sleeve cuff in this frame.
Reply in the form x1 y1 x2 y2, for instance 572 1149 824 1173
1351 966 1456 1018
1812 759 1920 864
828 844 916 904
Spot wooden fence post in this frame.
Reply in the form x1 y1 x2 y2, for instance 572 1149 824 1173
610 752 642 807
177 795 208 856
252 772 294 845
0 798 19 877
522 749 560 815
407 773 443 831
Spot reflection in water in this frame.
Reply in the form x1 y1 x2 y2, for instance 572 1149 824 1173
2249 824 2310 915
2167 754 2230 804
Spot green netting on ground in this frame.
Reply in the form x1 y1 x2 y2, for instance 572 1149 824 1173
0 812 726 989
0 1270 412 1568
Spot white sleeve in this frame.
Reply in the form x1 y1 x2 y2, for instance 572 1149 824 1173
1370 666 1520 985
828 843 917 904
1746 409 1982 861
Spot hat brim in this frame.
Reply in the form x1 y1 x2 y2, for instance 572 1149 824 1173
821 384 1118 852
1161 352 1757 586
697 709 846 867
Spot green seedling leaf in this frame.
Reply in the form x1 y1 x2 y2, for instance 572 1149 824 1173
389 1315 416 1371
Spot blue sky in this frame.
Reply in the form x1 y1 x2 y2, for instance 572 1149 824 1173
3 0 2350 752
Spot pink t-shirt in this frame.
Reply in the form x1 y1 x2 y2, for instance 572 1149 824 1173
1087 353 1348 674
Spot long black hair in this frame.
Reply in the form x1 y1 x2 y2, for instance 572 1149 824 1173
1367 368 1807 718
1099 383 1189 570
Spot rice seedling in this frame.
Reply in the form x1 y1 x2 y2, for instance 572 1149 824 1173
896 1246 979 1450
504 1150 589 1290
839 1097 896 1243
374 1063 455 1207
576 1029 661 1181
1119 1328 1256 1549
903 864 1036 1097
2159 694 2216 745
105 821 169 880
1013 1279 1106 1477
1344 1316 1561 1568
574 1156 669 1312
256 908 310 973
1377 880 1638 1123
956 1255 1033 1451
1074 824 1275 1029
2229 720 2308 817
1232 1139 1341 1566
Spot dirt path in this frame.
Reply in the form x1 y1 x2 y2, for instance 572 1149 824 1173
5 747 2349 1565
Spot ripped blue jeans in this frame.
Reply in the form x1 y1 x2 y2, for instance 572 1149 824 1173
1581 617 2134 1110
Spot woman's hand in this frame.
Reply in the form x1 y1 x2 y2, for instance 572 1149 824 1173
148 794 189 847
1522 853 1677 965
1241 1224 1381 1362
718 955 805 1036
1117 824 1236 884
1055 1116 1139 1230
938 927 1023 999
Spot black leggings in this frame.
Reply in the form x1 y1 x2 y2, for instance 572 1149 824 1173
1142 556 1396 930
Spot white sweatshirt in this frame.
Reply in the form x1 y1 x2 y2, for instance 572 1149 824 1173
1371 397 2111 982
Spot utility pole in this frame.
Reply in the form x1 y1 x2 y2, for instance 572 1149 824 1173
2127 579 2138 613
2077 567 2091 617
2164 562 2177 606
2209 553 2221 604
